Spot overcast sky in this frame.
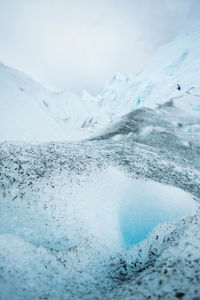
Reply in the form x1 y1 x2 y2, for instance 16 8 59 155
0 0 200 94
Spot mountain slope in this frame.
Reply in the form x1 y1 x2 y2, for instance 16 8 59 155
1 25 200 142
0 62 68 141
0 63 102 141
95 25 200 118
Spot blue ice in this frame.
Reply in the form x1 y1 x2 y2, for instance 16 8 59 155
118 181 196 248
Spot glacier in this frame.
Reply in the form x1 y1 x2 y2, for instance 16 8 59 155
0 140 199 299
1 26 200 142
0 25 200 299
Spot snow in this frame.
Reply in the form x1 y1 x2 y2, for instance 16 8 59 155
0 62 67 141
0 142 198 299
1 161 196 251
1 25 200 142
1 24 200 299
0 63 105 142
93 25 200 119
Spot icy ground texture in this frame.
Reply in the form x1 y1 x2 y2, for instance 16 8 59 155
1 25 200 142
0 101 200 300
1 24 200 299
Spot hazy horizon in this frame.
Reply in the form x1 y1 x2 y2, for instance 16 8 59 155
0 0 200 95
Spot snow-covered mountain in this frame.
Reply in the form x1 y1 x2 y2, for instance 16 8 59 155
0 63 105 141
0 63 66 141
1 25 200 141
96 25 200 118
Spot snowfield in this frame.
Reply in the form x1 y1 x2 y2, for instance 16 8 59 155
0 25 200 299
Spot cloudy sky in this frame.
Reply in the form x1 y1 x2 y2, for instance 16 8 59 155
0 0 200 94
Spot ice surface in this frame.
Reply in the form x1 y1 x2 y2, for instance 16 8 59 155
1 166 196 251
0 136 200 299
118 180 196 248
1 24 200 299
0 151 198 299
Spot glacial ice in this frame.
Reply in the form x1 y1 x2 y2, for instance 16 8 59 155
118 179 196 248
0 24 200 299
0 162 197 299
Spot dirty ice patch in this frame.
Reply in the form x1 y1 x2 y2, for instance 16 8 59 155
0 167 197 253
40 167 196 250
0 166 197 299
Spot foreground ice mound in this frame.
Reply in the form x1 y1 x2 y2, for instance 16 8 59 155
0 166 196 251
0 140 199 299
0 159 197 299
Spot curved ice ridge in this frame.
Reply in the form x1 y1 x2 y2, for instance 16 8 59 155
0 166 197 299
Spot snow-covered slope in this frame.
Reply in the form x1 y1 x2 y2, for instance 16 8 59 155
1 25 200 142
0 63 103 141
94 25 200 118
0 63 67 142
